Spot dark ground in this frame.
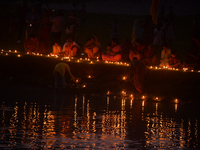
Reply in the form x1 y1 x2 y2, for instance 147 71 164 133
1 53 200 104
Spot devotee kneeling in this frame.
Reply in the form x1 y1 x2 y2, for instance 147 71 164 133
84 35 101 59
159 45 171 67
102 38 122 61
24 33 39 53
131 58 147 93
54 62 75 90
63 38 80 57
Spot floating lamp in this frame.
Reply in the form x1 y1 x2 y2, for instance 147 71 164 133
174 99 179 103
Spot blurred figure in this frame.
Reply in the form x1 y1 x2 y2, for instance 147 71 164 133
84 35 101 59
121 38 133 61
54 62 75 90
131 19 144 45
153 23 162 46
159 45 171 67
131 59 147 93
50 10 64 46
169 50 182 68
143 15 155 46
17 0 30 43
52 42 62 55
63 38 80 57
79 4 87 27
25 5 40 38
39 9 52 53
24 33 39 53
143 44 158 66
129 38 146 61
65 10 79 41
108 18 122 39
102 38 122 62
183 34 200 69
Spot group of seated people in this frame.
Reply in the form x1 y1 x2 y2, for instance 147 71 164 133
24 33 200 69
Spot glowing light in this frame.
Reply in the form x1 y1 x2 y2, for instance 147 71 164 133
85 58 87 60
121 90 126 95
14 50 17 53
68 59 71 61
126 64 130 66
173 68 175 70
159 67 161 69
17 54 21 57
105 61 108 63
163 66 166 69
198 70 200 72
40 54 43 56
83 84 86 88
1 49 3 52
155 66 158 69
27 52 30 54
176 68 179 71
155 97 159 100
77 60 80 62
130 94 133 98
9 50 11 52
142 95 145 99
97 59 99 62
122 76 127 80
107 91 110 95
80 58 82 60
75 79 79 83
47 54 50 57
191 70 194 72
120 62 123 64
88 58 90 61
174 99 179 103
90 61 93 64
1 51 3 54
88 75 91 78
6 53 8 55
150 66 153 69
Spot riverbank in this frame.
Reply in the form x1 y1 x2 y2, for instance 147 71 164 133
1 52 200 103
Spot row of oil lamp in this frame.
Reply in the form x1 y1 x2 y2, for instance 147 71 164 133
149 65 200 73
1 49 131 67
2 49 200 73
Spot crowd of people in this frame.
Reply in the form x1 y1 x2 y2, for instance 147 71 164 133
2 1 200 70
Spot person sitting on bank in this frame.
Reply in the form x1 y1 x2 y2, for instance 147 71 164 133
129 38 146 61
102 37 122 62
52 42 62 55
54 62 75 90
84 35 101 59
169 50 182 68
63 38 80 57
159 44 171 67
24 33 39 53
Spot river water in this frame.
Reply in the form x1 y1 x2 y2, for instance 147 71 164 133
0 92 199 150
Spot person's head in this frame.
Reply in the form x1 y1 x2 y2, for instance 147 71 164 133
90 35 96 44
107 43 111 50
135 38 142 46
29 33 36 41
70 10 76 17
171 50 177 58
193 33 200 44
111 37 119 47
31 5 36 13
163 44 168 51
67 38 73 44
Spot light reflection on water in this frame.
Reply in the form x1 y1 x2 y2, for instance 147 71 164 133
0 94 199 149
